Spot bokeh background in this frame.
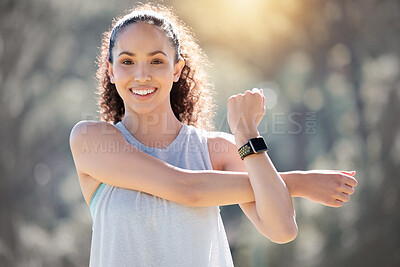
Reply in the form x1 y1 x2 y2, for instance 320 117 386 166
1 0 399 266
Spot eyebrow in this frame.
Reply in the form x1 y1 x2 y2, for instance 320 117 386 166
117 50 168 57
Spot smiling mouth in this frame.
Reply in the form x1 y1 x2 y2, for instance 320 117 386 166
129 87 157 96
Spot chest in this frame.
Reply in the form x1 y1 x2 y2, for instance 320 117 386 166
95 186 219 230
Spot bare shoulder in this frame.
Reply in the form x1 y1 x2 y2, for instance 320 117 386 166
69 120 123 159
206 131 245 172
69 120 118 143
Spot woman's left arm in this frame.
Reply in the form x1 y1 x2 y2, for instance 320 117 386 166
207 133 358 244
224 89 297 244
219 89 358 244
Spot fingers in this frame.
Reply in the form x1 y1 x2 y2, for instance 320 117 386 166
331 192 351 207
332 174 357 207
337 171 358 187
232 88 264 100
232 88 263 98
227 88 266 133
341 173 358 187
341 184 355 195
250 88 264 97
340 170 356 176
333 199 344 207
336 192 351 203
326 172 358 208
261 89 266 109
250 88 265 109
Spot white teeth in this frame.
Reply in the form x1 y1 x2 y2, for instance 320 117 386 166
130 88 156 95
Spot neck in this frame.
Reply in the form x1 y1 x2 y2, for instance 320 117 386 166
121 108 183 149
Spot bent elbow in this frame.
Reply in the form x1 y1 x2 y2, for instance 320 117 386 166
263 223 298 244
271 229 298 244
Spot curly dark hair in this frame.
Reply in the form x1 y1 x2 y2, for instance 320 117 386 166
95 3 216 131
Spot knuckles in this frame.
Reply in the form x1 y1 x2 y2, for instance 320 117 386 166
229 89 265 99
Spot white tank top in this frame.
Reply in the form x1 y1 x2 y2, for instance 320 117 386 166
89 122 234 267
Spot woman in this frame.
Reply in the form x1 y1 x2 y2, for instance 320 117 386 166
69 3 357 266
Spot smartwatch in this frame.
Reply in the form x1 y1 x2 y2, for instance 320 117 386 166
238 136 269 160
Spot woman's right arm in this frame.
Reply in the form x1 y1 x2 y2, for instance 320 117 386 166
69 120 255 206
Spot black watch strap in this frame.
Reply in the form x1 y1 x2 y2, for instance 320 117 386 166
238 137 268 160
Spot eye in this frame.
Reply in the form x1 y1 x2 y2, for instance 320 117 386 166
151 59 164 65
122 60 133 65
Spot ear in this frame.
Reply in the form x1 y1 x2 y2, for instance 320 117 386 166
173 57 185 82
106 60 115 84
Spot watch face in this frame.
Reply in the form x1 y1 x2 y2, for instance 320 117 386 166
249 137 268 152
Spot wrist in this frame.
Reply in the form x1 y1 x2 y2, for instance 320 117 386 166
234 129 260 148
280 171 305 197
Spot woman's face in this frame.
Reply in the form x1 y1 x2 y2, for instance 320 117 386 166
107 22 184 115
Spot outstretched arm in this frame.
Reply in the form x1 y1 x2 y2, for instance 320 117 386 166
69 120 258 206
70 121 357 211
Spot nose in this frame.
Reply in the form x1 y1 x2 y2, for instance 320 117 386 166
133 64 151 83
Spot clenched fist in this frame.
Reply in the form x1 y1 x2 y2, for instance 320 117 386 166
227 88 266 147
